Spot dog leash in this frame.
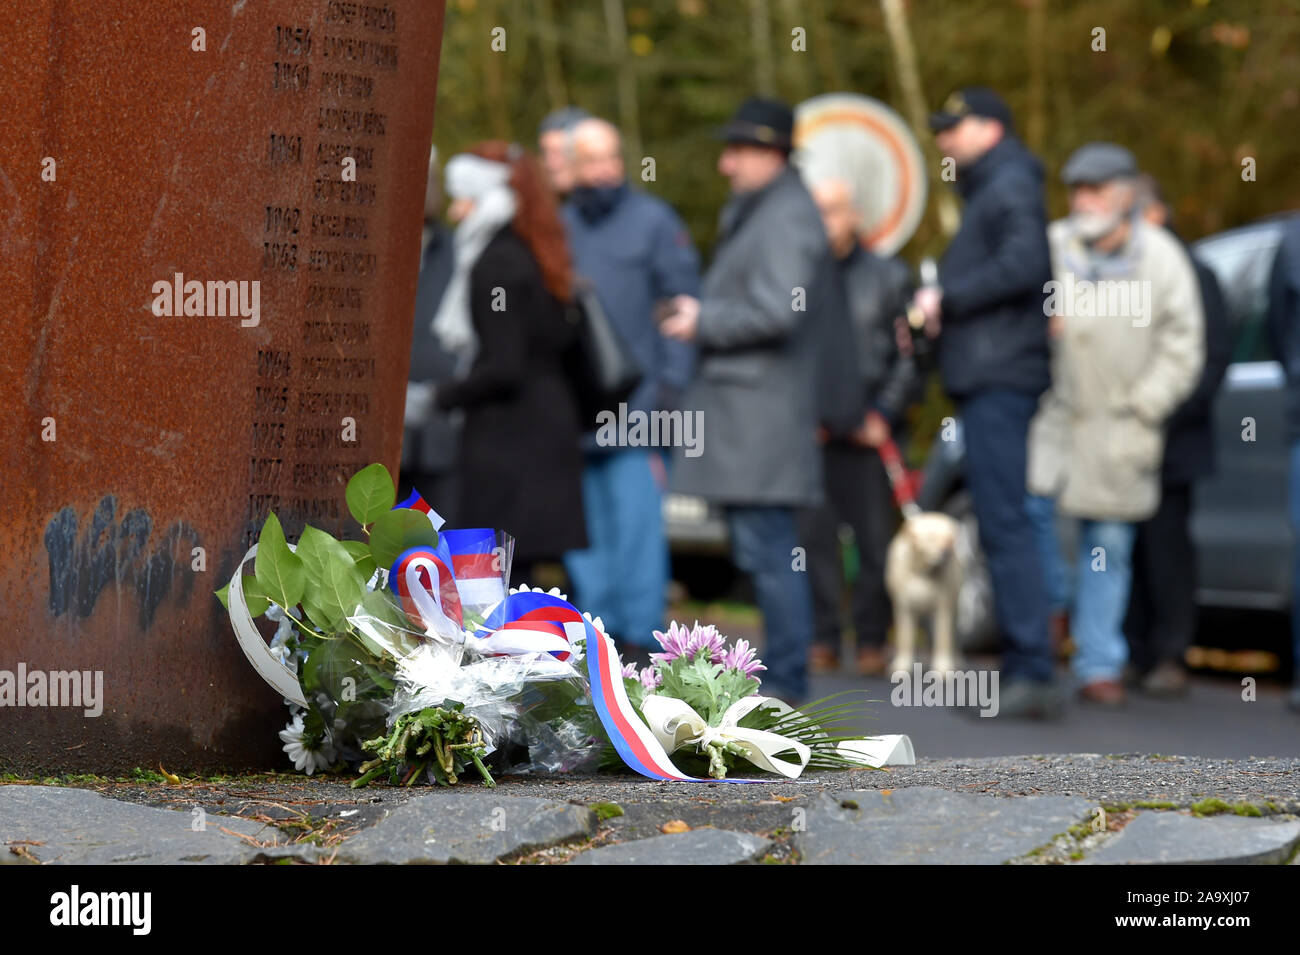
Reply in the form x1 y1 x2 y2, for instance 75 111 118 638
871 412 922 520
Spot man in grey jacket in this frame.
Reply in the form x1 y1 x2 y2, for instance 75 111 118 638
1027 143 1204 705
662 97 841 702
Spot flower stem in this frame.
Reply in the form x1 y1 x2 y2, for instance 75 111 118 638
350 765 386 789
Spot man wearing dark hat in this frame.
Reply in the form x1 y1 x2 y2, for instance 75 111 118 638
1027 142 1203 706
913 87 1060 716
661 96 853 702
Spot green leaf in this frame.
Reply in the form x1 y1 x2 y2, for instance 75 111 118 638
295 524 339 582
314 557 366 631
240 575 271 617
214 582 230 610
297 526 367 631
369 507 439 570
341 539 378 581
300 590 341 634
254 513 306 609
345 463 396 526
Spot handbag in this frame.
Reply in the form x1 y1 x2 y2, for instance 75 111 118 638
564 279 643 424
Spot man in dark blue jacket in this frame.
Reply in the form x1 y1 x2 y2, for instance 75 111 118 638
562 117 700 656
1265 214 1300 714
915 88 1059 717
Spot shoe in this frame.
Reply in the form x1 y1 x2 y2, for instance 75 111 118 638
1078 679 1125 706
1287 685 1300 714
808 643 841 674
1140 661 1188 698
972 678 1065 720
855 646 889 677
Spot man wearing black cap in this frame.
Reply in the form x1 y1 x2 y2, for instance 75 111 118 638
1027 142 1203 706
915 87 1059 717
662 96 852 703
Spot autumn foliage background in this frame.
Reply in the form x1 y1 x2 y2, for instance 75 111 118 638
432 0 1299 258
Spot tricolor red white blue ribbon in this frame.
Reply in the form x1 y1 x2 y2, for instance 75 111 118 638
475 588 704 781
390 491 754 782
582 614 709 781
390 493 506 636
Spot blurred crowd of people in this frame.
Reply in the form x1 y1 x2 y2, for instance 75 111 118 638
399 85 1300 717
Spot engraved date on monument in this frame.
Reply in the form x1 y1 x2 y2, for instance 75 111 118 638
264 206 301 235
250 457 284 486
251 421 286 452
273 60 310 92
262 242 299 272
275 25 313 56
255 386 290 415
257 348 292 378
267 132 303 165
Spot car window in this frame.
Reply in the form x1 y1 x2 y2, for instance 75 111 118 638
1195 226 1283 363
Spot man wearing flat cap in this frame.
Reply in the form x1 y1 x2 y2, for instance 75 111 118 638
915 86 1060 717
662 96 853 703
1027 142 1204 706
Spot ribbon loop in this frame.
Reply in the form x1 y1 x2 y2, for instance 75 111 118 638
640 695 812 779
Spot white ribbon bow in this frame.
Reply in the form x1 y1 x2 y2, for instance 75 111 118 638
639 695 811 779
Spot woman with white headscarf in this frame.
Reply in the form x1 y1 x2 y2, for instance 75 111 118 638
429 142 587 578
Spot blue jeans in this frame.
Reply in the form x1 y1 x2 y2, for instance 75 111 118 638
1025 493 1071 614
564 448 667 647
961 389 1053 682
726 505 813 700
1071 519 1136 684
1289 441 1300 685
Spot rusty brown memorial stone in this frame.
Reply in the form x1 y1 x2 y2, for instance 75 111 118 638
0 2 446 771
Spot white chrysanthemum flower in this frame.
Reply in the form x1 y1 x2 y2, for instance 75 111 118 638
508 583 569 601
278 713 337 775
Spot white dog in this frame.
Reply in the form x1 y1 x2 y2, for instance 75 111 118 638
884 512 964 675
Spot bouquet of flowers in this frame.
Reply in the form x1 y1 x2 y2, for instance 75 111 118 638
608 622 873 779
218 463 913 785
217 463 596 786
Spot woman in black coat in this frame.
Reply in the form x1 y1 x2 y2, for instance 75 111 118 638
432 143 587 575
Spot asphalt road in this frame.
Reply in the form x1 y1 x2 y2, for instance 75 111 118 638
811 662 1299 759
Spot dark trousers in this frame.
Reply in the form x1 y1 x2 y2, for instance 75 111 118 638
799 444 896 651
960 388 1053 682
726 505 813 701
1125 482 1195 670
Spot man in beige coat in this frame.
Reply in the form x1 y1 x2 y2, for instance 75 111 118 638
1027 143 1204 705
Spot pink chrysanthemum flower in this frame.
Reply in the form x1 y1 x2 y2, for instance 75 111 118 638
650 621 693 662
640 666 663 690
651 620 726 665
622 661 639 680
722 639 766 677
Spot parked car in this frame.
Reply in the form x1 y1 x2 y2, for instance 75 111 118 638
918 213 1298 652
